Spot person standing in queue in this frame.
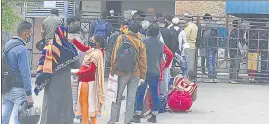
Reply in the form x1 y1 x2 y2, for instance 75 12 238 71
70 35 105 124
108 21 147 124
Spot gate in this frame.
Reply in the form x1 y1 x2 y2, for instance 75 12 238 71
189 15 269 84
49 12 268 83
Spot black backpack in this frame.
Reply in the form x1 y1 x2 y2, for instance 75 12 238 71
115 35 138 73
170 26 182 42
170 26 182 53
2 40 24 94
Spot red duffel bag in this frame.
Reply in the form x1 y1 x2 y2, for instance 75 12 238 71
168 89 193 111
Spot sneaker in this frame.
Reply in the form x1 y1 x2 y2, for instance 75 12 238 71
132 115 141 123
107 121 115 124
212 79 218 83
236 76 243 80
147 115 157 123
204 79 218 83
229 80 241 84
202 72 208 75
203 79 214 83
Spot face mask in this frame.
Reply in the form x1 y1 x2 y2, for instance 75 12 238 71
89 42 97 48
26 33 32 43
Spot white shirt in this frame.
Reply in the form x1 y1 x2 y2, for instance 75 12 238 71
178 30 189 56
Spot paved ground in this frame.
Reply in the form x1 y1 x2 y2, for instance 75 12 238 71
10 78 269 124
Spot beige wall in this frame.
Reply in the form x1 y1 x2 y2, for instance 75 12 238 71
175 1 226 17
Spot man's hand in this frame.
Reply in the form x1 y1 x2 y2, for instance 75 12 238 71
68 35 75 42
27 95 34 106
71 69 79 76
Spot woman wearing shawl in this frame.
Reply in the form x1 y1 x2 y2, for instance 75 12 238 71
70 36 105 124
35 26 80 124
168 70 198 112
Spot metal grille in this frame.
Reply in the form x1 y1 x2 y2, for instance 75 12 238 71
25 1 75 18
191 16 269 84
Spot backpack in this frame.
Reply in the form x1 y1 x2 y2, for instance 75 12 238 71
108 30 121 53
115 35 138 73
93 20 108 38
170 26 182 42
1 40 24 94
170 26 182 54
159 28 176 53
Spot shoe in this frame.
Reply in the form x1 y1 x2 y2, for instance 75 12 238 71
132 115 141 123
229 80 241 84
212 79 218 83
147 115 157 123
202 71 208 75
107 121 115 124
236 76 243 80
203 79 214 83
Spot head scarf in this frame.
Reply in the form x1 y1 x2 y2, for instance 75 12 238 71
34 26 79 95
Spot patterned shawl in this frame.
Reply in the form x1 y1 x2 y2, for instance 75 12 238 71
82 48 105 114
172 76 198 95
34 26 79 95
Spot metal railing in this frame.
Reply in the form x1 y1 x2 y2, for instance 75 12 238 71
25 13 269 83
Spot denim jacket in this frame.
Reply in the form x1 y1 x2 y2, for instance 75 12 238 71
4 36 32 96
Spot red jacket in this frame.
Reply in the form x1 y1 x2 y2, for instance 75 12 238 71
159 44 173 81
72 39 104 82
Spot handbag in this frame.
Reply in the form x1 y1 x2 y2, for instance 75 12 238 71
36 39 46 51
167 78 193 112
168 90 192 112
19 105 41 124
107 74 118 103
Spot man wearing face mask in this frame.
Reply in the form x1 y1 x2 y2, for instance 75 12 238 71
2 21 34 124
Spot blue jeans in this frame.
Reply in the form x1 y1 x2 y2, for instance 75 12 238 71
181 56 188 76
2 87 27 124
135 73 160 115
207 48 217 78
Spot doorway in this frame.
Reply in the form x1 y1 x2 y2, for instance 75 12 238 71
106 1 122 15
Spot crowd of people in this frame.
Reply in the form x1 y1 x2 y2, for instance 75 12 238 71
2 8 268 124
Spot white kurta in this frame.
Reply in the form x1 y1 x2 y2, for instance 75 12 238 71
75 81 99 117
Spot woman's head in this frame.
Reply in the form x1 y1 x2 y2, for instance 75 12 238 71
55 26 69 42
147 24 159 37
186 70 196 81
90 35 105 49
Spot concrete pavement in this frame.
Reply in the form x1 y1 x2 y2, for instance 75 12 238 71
11 78 269 124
